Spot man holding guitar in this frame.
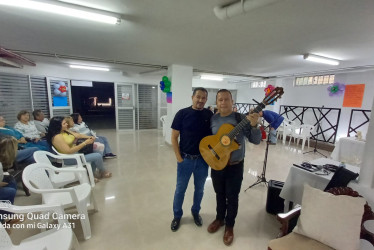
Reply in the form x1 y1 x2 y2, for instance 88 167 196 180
206 89 261 246
170 87 213 232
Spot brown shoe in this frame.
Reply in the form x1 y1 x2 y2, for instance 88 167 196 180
223 226 234 246
207 219 224 233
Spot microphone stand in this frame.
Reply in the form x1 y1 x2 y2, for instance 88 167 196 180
303 105 327 158
245 125 271 191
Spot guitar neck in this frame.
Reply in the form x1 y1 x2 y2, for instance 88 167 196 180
228 102 265 139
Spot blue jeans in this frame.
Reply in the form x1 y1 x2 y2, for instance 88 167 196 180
269 128 277 144
16 147 38 166
95 136 112 155
0 176 17 220
173 157 208 219
64 153 105 173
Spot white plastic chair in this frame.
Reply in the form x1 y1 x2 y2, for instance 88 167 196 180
51 146 95 188
22 163 98 240
0 203 80 250
33 151 93 188
289 124 315 150
282 119 297 144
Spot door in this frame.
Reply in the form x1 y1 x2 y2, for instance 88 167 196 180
115 83 135 130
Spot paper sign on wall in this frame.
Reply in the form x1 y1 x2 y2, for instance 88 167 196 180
343 84 365 108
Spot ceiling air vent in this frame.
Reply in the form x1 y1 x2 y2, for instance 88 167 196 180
0 47 36 68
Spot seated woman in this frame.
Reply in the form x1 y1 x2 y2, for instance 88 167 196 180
70 113 116 159
0 135 19 225
47 116 112 179
65 117 105 155
0 115 48 151
14 110 48 145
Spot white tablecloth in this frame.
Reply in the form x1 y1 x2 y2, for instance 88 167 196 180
279 158 360 209
330 137 366 166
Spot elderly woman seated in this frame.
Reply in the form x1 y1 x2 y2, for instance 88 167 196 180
0 115 48 151
14 110 48 144
70 113 116 159
47 116 112 180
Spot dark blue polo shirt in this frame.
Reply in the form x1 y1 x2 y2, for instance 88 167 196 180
171 106 213 155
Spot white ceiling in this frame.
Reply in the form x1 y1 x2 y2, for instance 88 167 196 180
1 0 374 80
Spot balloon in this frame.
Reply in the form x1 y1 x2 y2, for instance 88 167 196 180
164 87 170 93
164 80 171 87
162 76 169 82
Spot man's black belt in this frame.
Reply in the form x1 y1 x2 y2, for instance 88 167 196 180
182 152 201 160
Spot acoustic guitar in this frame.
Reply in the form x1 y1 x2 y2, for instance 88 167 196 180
199 87 284 171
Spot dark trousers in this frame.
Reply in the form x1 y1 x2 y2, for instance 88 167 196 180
211 161 244 227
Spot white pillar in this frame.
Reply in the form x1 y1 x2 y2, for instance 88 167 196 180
164 65 193 144
358 98 374 187
349 98 374 206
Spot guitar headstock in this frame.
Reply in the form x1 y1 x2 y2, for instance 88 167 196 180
263 87 284 105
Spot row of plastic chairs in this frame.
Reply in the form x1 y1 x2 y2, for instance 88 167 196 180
0 150 98 249
277 119 315 151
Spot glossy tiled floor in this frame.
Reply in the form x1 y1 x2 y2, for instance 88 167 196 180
12 129 331 250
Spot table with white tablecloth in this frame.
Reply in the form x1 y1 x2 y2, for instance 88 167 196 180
330 137 366 166
279 158 360 211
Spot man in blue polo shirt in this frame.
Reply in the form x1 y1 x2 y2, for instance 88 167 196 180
170 87 213 232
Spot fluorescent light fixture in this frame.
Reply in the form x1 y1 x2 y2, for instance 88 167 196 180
200 74 224 81
0 0 121 24
303 54 340 66
69 65 110 71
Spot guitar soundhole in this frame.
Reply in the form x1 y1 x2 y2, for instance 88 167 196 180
220 135 231 146
208 145 220 160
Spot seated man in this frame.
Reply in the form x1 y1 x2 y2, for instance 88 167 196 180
32 109 49 134
70 113 116 159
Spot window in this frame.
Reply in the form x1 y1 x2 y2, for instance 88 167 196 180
295 74 335 86
251 81 267 88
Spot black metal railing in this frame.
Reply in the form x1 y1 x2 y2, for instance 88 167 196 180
235 103 257 114
279 105 341 144
347 109 371 137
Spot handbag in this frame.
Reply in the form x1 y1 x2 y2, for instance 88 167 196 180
76 138 94 154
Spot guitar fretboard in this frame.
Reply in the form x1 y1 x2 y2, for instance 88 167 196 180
228 102 265 139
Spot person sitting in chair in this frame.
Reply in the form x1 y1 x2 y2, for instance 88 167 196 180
70 113 116 159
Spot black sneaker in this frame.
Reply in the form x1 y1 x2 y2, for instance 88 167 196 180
192 213 203 227
171 218 181 232
104 153 117 159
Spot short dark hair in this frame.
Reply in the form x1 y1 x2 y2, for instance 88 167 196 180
216 89 232 99
193 87 208 97
32 109 43 119
17 110 29 120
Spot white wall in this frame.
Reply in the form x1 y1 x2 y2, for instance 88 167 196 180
236 70 374 140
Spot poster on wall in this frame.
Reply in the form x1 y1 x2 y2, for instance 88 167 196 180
52 81 68 107
342 84 365 108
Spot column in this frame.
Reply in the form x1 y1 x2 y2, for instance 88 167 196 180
164 64 193 144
